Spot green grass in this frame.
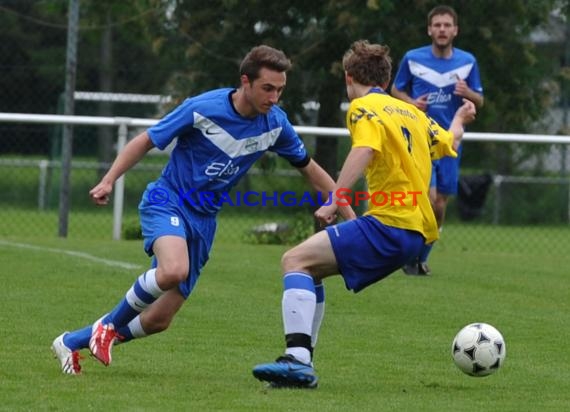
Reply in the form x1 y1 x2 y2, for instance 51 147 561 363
1 230 569 411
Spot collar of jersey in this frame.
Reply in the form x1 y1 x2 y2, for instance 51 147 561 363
367 87 386 95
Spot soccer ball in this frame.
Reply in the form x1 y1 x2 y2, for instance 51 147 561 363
451 323 506 377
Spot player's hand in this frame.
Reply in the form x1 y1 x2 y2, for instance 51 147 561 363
414 94 428 111
89 181 113 205
315 203 339 226
457 99 476 125
453 77 471 98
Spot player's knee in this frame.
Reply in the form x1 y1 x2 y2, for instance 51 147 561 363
143 314 173 334
157 262 189 286
281 247 306 272
281 248 295 271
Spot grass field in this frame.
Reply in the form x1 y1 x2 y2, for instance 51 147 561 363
1 229 569 411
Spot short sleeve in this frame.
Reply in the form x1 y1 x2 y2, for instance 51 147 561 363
425 115 457 160
147 98 195 150
347 104 384 152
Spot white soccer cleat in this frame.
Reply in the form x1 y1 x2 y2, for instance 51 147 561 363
52 333 82 375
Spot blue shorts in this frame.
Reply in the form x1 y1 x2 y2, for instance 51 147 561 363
431 145 462 195
139 182 217 299
325 216 424 293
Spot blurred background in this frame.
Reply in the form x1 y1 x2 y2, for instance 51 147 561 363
0 0 569 254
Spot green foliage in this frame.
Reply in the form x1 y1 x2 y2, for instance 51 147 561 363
0 0 562 174
151 0 560 176
0 0 179 156
489 180 570 225
122 218 143 240
153 0 558 131
243 212 314 245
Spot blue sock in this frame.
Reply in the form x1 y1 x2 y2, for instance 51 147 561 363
283 272 316 294
63 325 92 351
104 269 165 328
103 301 138 329
116 326 134 342
117 316 148 343
314 283 324 304
116 316 148 343
419 243 434 263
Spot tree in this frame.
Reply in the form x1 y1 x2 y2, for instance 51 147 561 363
155 0 559 177
0 0 178 156
0 0 560 172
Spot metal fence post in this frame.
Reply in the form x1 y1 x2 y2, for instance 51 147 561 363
57 0 80 237
38 159 49 210
493 175 503 225
112 121 129 240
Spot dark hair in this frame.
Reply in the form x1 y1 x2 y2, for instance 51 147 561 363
427 5 458 26
239 45 292 81
342 40 392 86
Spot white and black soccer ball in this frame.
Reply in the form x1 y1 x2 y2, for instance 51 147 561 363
451 323 506 377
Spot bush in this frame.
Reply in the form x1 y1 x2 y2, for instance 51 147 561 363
244 213 314 245
122 219 143 240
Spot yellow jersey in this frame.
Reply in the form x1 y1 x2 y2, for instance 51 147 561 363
346 89 456 243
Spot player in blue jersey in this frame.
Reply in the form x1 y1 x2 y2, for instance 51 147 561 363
51 45 356 375
391 5 484 275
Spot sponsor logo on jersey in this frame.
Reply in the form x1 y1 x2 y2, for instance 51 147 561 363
205 160 240 183
426 89 453 106
245 138 259 153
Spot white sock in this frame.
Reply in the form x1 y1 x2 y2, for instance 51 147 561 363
312 301 325 348
282 288 315 365
311 283 325 349
127 315 147 339
286 347 312 364
125 268 165 312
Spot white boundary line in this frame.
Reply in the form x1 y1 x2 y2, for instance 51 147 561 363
0 239 143 270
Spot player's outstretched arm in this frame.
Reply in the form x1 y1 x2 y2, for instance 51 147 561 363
314 147 373 225
297 158 357 221
448 99 476 151
89 131 155 205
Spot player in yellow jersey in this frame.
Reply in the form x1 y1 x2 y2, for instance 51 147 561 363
252 40 475 388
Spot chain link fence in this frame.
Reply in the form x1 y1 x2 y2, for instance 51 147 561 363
1 113 569 257
0 114 336 244
1 2 569 259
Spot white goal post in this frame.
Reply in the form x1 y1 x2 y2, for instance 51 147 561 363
1 112 570 239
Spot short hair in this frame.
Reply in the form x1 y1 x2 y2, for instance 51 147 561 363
239 45 292 81
342 40 392 87
427 5 458 26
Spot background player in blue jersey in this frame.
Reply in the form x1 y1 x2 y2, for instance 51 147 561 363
51 45 356 375
391 5 484 275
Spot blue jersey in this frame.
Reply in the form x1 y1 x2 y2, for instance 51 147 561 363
147 88 308 214
392 45 483 128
